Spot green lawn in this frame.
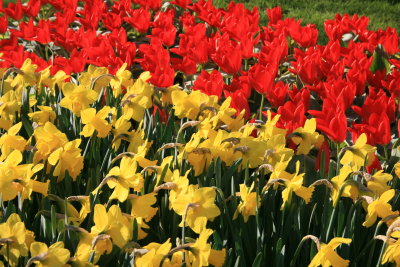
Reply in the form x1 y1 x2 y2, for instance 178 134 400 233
213 0 400 44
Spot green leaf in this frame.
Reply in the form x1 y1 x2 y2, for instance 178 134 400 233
252 252 263 267
21 114 34 137
50 204 57 240
370 45 390 74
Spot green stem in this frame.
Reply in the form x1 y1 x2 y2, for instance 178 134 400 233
325 205 337 242
290 238 307 267
181 204 192 265
255 179 261 252
244 59 249 71
367 222 383 266
376 241 387 267
336 143 341 175
259 94 265 121
383 145 389 161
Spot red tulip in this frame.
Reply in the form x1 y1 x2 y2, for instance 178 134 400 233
150 9 177 47
266 6 282 26
309 100 347 143
248 63 277 95
316 140 331 174
0 15 7 34
210 33 242 74
288 21 318 48
193 70 224 99
124 7 151 33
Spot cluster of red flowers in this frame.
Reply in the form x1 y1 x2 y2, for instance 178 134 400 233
1 0 399 150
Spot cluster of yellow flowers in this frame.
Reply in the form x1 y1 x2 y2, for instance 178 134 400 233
1 58 400 266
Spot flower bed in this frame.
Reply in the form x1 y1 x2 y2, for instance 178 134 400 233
0 0 400 266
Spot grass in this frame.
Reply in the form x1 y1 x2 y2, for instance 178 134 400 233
213 0 400 44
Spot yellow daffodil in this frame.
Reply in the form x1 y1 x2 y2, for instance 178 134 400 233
0 214 29 266
382 231 400 266
80 106 112 138
29 241 70 267
111 115 131 150
182 132 213 176
167 169 190 208
78 65 111 93
59 83 98 116
74 230 112 264
10 58 37 89
234 183 260 222
29 179 50 197
0 117 13 131
135 239 172 267
171 90 217 120
208 248 226 267
340 133 376 171
366 171 392 197
110 63 134 97
207 97 245 132
0 122 27 161
281 161 314 207
48 139 84 181
160 84 180 105
69 196 90 224
125 125 153 158
395 161 400 179
172 186 220 233
290 118 321 155
91 204 132 248
189 229 213 267
363 189 399 227
262 134 294 167
28 106 56 125
331 166 358 206
264 159 314 208
33 122 68 164
41 69 68 94
0 150 44 201
47 194 83 225
233 136 269 169
121 72 153 122
130 193 158 222
156 156 174 184
258 111 287 139
98 157 143 202
0 90 21 121
308 237 352 267
207 130 239 167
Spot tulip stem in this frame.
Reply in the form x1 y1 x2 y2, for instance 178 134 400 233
244 59 249 71
259 94 265 121
383 145 388 161
336 143 340 175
